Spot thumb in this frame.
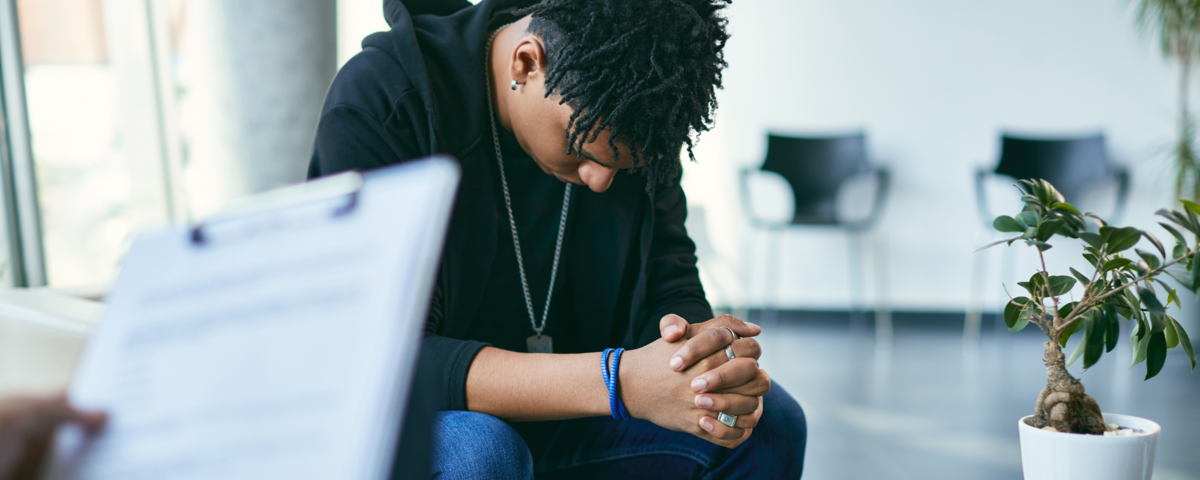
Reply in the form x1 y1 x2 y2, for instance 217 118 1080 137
659 314 689 342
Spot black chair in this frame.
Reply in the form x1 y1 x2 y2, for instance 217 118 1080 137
975 133 1129 226
966 133 1129 341
739 132 890 331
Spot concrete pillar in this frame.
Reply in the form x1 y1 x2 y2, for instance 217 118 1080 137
178 0 336 218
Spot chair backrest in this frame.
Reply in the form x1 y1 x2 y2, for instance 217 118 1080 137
760 132 868 225
994 133 1111 203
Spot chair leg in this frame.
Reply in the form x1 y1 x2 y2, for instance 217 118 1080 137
766 228 783 326
965 229 990 344
847 229 866 332
869 230 892 352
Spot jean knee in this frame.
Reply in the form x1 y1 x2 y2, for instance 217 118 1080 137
431 411 533 480
753 382 808 476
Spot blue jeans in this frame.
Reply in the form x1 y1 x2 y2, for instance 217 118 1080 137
429 381 806 479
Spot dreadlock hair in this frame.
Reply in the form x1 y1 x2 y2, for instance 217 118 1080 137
518 0 731 189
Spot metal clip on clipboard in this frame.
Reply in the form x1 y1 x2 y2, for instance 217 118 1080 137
190 170 366 246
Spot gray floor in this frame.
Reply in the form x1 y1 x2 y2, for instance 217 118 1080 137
756 312 1200 480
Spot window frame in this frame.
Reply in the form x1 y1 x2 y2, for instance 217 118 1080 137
0 0 47 287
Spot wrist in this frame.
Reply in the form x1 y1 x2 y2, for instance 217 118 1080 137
616 347 644 419
588 352 613 417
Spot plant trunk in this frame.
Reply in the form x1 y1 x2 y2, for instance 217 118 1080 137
1177 50 1198 202
1026 341 1106 434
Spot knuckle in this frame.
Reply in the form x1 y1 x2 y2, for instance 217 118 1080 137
743 338 762 357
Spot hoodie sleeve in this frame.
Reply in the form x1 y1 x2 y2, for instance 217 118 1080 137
635 182 714 347
309 102 488 413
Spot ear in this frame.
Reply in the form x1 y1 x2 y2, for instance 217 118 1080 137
508 35 548 87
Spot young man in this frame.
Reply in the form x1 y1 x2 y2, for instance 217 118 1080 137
309 0 807 477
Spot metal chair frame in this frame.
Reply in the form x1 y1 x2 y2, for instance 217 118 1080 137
737 133 891 338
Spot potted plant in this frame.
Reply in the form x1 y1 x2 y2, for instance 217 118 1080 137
981 179 1198 480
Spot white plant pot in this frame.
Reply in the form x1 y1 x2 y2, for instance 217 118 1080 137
1018 413 1161 480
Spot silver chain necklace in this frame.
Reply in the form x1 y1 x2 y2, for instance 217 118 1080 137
486 25 571 353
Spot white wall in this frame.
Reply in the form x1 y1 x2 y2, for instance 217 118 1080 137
683 0 1185 313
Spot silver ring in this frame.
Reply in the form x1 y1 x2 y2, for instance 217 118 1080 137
718 412 737 428
719 326 738 360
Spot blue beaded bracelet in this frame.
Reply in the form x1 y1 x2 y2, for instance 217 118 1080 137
600 347 630 420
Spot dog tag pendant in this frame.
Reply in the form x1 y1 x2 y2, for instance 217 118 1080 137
527 334 553 353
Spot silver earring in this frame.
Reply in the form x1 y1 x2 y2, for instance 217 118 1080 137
511 80 519 91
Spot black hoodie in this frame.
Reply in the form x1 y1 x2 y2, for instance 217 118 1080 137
309 0 712 414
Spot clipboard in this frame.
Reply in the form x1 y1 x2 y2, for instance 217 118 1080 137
42 156 461 480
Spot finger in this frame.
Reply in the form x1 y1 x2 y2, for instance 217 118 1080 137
694 393 759 416
7 395 106 434
725 397 765 430
731 337 762 361
714 369 772 397
691 358 760 393
701 427 752 449
698 415 746 441
672 326 741 372
659 314 689 343
701 314 762 339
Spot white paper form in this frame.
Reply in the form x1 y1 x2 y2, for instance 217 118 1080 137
43 157 460 480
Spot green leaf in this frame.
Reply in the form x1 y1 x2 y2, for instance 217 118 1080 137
1164 267 1194 290
1036 219 1065 242
1028 272 1047 293
1084 311 1106 370
1145 331 1167 380
1191 251 1200 296
1048 276 1076 296
1051 202 1081 216
974 236 1023 252
992 216 1024 233
1142 230 1166 258
1171 317 1196 370
1131 318 1151 367
1065 323 1088 368
1004 300 1022 330
1140 287 1166 317
1105 304 1119 353
1025 240 1052 251
1160 222 1188 247
1165 316 1180 349
1107 227 1142 253
1102 258 1133 273
1086 212 1107 228
1174 244 1186 260
1058 301 1076 319
1156 208 1196 235
1017 211 1038 229
1136 249 1162 270
1181 199 1200 218
1134 260 1150 277
1168 288 1181 310
1069 267 1091 287
1059 305 1082 347
1078 231 1103 250
1150 312 1168 336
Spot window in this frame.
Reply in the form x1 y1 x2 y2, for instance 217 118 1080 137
7 0 180 289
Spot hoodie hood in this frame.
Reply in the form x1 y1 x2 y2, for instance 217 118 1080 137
384 0 473 27
367 0 535 155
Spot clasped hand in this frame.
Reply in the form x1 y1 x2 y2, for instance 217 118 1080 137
621 314 770 449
